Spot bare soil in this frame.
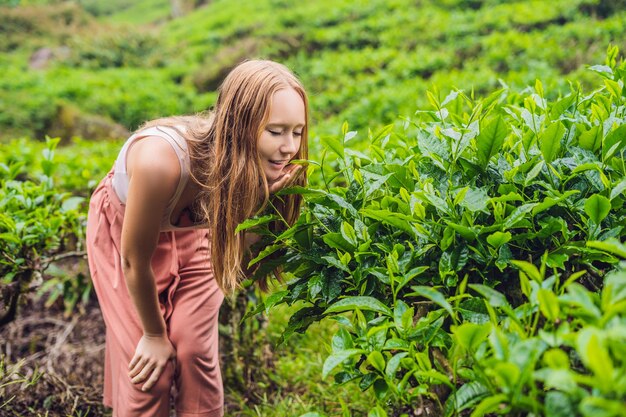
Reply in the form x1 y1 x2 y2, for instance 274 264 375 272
1 294 109 416
0 292 259 417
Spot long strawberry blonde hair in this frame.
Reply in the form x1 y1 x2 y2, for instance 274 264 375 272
140 60 309 294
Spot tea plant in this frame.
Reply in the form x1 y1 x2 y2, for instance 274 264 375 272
446 246 626 417
0 137 87 325
244 46 626 416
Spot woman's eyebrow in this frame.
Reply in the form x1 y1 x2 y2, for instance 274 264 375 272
266 122 305 128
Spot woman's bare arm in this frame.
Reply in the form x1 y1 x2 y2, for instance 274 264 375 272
121 137 180 334
120 136 180 390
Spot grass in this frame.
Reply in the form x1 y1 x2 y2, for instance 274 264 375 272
224 302 374 417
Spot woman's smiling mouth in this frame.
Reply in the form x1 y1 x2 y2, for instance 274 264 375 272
269 159 288 168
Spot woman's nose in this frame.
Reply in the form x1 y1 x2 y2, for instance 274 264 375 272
281 133 299 154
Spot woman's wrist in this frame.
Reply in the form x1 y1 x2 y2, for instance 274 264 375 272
143 330 167 338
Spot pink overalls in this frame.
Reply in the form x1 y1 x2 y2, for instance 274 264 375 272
86 126 225 417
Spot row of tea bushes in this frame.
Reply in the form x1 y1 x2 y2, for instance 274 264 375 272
246 47 626 416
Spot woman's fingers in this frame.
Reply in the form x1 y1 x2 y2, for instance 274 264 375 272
269 164 302 193
127 334 176 391
142 363 166 392
131 360 156 384
286 164 303 178
128 356 149 378
129 355 139 370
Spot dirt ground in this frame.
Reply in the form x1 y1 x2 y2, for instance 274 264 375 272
1 294 110 416
0 286 275 417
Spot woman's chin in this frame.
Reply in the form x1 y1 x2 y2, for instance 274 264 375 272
264 170 283 184
264 165 286 183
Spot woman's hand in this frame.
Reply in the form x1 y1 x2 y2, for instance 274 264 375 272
268 164 303 194
128 333 176 392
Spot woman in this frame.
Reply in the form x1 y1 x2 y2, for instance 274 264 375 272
86 59 308 417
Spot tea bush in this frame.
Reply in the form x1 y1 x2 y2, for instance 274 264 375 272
0 138 91 324
246 46 626 416
3 0 626 140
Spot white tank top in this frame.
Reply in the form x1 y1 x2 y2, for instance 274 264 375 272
111 125 205 231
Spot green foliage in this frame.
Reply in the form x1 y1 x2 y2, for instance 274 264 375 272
77 0 170 24
1 137 121 193
0 65 205 138
64 29 166 69
246 48 626 415
0 138 88 324
2 0 626 140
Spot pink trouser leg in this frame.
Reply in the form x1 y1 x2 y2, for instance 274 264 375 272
168 232 224 417
87 174 224 416
88 232 176 417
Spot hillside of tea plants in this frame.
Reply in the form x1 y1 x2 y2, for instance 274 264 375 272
1 0 626 143
245 46 626 416
2 0 626 416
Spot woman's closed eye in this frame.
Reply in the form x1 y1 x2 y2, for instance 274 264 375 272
267 129 303 137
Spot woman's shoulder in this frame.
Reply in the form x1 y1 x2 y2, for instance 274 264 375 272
126 134 181 189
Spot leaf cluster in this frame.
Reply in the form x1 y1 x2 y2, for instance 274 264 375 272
0 137 87 324
247 47 626 416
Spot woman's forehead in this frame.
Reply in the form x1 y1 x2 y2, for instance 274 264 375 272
267 89 306 126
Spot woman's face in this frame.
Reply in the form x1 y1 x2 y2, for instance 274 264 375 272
258 88 305 182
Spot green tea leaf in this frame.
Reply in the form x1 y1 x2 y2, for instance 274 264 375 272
579 397 626 417
605 79 623 98
511 260 542 283
487 231 511 248
447 222 479 241
445 381 489 414
453 322 491 352
332 328 354 351
461 187 489 213
524 161 545 185
578 125 602 152
248 244 282 267
469 284 509 307
469 394 508 417
602 124 626 161
584 194 611 224
540 121 565 163
235 214 278 233
549 93 576 119
610 177 626 201
263 290 288 314
60 196 85 212
538 289 560 321
586 238 626 258
322 349 364 379
321 255 350 272
367 351 386 373
368 406 388 417
545 391 576 417
308 275 323 299
324 296 393 316
577 328 614 380
323 233 355 252
385 352 408 380
340 221 358 246
564 284 602 320
326 194 359 217
407 285 455 318
322 135 344 159
476 116 508 168
503 203 537 230
361 209 416 237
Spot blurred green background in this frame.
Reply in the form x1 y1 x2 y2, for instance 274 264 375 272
2 0 625 145
2 1 626 416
